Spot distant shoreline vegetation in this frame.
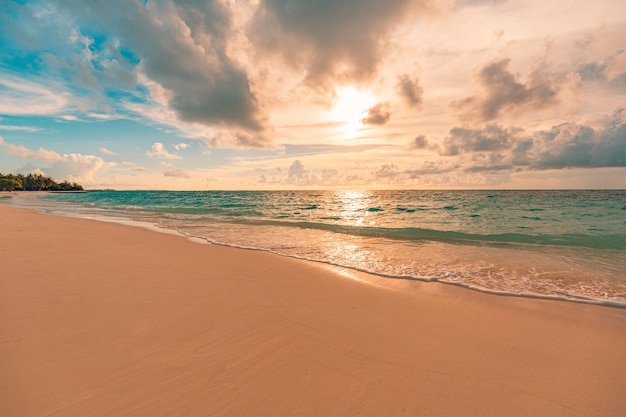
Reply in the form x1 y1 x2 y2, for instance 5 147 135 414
0 173 84 192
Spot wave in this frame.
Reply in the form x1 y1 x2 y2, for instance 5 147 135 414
237 219 626 250
39 191 626 250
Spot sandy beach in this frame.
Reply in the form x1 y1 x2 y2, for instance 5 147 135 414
1 204 625 417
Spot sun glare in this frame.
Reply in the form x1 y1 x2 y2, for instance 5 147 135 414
331 87 375 134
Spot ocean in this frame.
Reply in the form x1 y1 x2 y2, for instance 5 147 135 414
4 190 625 307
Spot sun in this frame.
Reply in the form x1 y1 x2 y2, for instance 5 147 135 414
331 87 375 133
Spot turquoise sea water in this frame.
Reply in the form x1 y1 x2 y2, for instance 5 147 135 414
5 190 626 306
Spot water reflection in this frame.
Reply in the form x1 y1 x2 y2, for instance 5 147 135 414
321 241 378 271
334 190 372 226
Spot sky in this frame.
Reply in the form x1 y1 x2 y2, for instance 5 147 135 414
1 0 625 190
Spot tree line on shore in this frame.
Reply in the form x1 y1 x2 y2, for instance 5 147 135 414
0 173 84 192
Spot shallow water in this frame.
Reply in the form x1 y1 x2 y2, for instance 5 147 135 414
5 190 625 306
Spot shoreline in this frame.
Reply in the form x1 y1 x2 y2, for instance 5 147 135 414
1 204 625 416
4 192 625 309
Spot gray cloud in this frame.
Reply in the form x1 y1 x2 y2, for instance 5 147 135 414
284 159 354 186
34 0 266 139
452 59 559 121
248 0 420 88
374 164 399 178
397 74 423 108
440 125 518 156
125 0 264 132
361 102 391 125
209 131 271 149
530 120 626 169
577 62 607 81
411 135 429 149
405 160 457 178
288 159 307 179
576 51 626 87
437 109 626 170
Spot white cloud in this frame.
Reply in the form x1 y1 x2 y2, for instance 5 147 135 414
0 136 65 162
99 147 117 155
0 125 42 132
31 167 47 176
0 75 69 115
173 142 189 150
0 136 112 183
122 161 148 172
146 142 181 160
49 153 113 182
160 161 189 178
87 112 117 120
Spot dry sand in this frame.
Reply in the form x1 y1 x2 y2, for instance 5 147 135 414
1 204 625 417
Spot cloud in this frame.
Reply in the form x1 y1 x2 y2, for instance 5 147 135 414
208 130 272 149
16 163 47 176
452 59 559 121
405 160 457 178
282 160 349 187
49 153 110 182
361 102 391 125
0 75 69 116
288 159 307 179
604 51 626 82
529 119 626 169
0 136 111 182
440 124 519 155
374 164 399 178
578 62 606 81
160 161 190 178
117 0 264 132
99 147 117 155
122 161 148 172
11 0 266 140
0 136 66 162
436 110 626 170
87 113 117 120
146 142 181 160
248 0 427 87
0 125 42 132
397 74 423 108
173 142 189 150
577 51 626 86
411 135 429 149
